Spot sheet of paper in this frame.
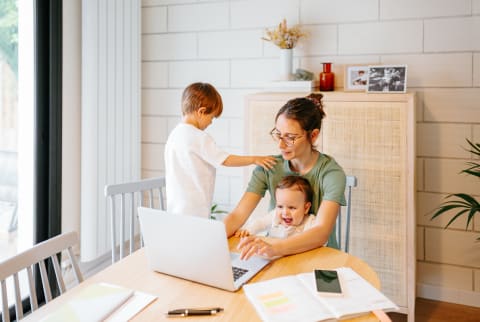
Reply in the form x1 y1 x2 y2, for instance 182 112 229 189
40 283 134 322
243 275 333 322
297 267 398 319
106 291 157 322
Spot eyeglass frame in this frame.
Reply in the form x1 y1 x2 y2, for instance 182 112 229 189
269 128 306 147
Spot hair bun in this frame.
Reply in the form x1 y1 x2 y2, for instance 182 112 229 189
306 93 323 108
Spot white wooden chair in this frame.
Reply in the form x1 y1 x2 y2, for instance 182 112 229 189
336 175 358 253
104 176 166 263
0 231 83 322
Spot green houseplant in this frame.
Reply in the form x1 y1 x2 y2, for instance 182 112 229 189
431 139 480 239
210 203 228 220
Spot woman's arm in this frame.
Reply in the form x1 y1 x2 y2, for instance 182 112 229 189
238 200 340 259
224 192 262 237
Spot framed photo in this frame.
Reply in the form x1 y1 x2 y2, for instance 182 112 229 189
344 65 369 91
366 65 407 93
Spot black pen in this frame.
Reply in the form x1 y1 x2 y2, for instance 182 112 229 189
167 307 224 317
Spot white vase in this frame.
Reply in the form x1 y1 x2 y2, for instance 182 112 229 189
279 49 293 80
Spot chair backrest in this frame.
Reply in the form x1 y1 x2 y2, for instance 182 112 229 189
336 175 358 253
104 176 166 263
0 232 83 322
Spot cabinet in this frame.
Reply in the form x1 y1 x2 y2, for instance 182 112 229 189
244 91 416 321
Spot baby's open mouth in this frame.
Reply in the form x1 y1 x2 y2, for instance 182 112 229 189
282 217 293 225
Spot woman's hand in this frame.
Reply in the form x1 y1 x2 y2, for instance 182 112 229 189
234 229 251 238
253 156 277 170
237 236 277 260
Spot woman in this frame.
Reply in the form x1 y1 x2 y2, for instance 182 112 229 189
224 93 346 259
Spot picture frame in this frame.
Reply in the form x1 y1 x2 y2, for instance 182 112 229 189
344 65 369 91
366 65 407 93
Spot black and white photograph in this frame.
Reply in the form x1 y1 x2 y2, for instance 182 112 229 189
366 65 407 93
344 65 369 91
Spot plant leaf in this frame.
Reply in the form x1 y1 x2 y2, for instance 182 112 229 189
445 209 469 228
466 207 479 228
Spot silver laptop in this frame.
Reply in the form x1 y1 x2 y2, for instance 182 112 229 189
137 207 271 292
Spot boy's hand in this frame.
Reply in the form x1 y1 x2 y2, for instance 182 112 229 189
234 229 251 238
253 156 277 170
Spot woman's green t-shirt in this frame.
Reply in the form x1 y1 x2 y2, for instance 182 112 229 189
246 153 346 249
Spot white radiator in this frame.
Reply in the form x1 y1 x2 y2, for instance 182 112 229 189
80 0 141 262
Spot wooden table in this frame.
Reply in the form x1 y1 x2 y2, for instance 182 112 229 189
23 239 381 321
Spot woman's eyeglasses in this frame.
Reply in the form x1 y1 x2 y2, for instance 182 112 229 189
270 129 304 147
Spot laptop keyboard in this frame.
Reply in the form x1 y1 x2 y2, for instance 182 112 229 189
232 266 248 281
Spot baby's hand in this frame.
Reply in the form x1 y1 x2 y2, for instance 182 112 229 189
234 229 251 238
253 156 277 170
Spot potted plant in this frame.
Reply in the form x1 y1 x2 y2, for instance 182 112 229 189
262 19 306 80
210 203 228 221
431 139 480 239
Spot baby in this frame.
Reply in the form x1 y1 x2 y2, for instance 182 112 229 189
235 175 315 238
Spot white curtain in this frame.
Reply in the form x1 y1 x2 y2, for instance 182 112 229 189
81 0 141 262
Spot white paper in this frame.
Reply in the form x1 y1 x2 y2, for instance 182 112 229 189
244 267 398 322
244 276 333 322
106 291 157 322
297 267 398 319
40 283 157 322
40 283 134 322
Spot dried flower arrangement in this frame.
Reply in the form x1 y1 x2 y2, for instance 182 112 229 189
262 19 306 49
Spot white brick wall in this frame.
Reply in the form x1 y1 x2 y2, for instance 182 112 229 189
380 0 471 19
167 3 229 32
141 0 480 306
301 0 378 23
424 17 480 52
230 0 300 28
338 21 423 54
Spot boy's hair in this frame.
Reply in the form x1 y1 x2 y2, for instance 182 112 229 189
181 82 223 117
275 175 313 204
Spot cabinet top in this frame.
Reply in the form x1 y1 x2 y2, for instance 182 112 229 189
247 91 415 103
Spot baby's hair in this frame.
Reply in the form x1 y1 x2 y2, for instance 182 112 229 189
181 82 223 117
276 175 313 204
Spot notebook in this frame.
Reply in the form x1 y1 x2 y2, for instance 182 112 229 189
137 207 271 292
40 283 134 322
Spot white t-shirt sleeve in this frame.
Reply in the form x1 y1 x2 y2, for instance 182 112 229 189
198 132 230 167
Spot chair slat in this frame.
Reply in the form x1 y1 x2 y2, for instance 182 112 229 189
51 254 66 294
147 189 153 208
39 261 52 302
66 247 84 283
109 195 117 263
26 265 38 311
1 279 10 322
337 175 358 253
159 187 165 210
13 273 22 320
129 191 135 255
120 194 126 260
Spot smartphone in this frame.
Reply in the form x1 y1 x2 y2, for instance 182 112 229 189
314 269 343 296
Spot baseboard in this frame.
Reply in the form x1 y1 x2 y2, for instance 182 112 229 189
417 283 480 308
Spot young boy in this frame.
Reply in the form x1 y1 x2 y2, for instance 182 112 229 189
235 175 316 239
165 82 276 218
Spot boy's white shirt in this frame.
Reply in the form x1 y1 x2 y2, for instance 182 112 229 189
244 210 316 239
165 123 229 218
